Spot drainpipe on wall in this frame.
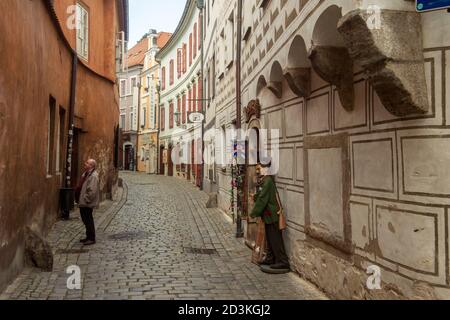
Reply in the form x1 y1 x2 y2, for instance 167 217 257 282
199 2 205 191
156 81 162 175
235 0 244 238
136 83 142 172
61 51 78 220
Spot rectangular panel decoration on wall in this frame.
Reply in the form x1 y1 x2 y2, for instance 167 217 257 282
399 129 450 205
295 146 304 183
304 133 352 253
350 201 370 250
285 189 305 229
278 148 294 180
373 200 446 285
267 108 283 140
306 90 330 135
285 101 304 138
446 51 450 126
353 139 394 192
334 79 368 133
351 132 398 200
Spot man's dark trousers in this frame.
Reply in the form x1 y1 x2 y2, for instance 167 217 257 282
265 223 289 266
80 207 96 241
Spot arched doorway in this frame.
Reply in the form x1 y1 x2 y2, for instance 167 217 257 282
124 143 134 171
159 145 165 175
244 122 261 249
168 143 174 177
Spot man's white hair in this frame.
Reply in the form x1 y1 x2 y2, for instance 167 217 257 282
88 159 97 169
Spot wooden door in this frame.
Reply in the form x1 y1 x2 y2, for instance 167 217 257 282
168 145 174 176
124 145 132 170
159 146 165 175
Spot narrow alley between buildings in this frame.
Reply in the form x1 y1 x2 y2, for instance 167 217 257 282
0 173 326 300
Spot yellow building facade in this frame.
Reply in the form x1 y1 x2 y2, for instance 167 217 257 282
137 30 171 173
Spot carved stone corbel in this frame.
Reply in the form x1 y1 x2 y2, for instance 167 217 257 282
267 81 283 99
337 9 429 116
283 67 311 97
308 45 355 111
245 99 261 123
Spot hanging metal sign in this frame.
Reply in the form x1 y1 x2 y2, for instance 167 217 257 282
416 0 450 12
188 112 205 124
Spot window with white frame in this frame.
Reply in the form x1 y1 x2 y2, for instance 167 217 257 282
76 3 89 60
120 79 127 97
131 77 137 89
120 113 126 130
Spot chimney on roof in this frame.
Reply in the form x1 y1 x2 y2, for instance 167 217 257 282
148 29 158 49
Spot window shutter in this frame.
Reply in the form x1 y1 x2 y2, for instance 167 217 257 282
198 14 202 50
193 83 197 113
161 67 166 90
193 24 197 58
177 48 182 78
161 107 165 131
170 60 174 85
169 103 174 129
182 94 186 124
83 10 89 58
188 88 192 112
189 34 193 66
177 97 181 126
182 44 187 73
198 77 202 112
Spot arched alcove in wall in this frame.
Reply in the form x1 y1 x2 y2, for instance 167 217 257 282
309 5 354 111
268 61 283 99
246 120 261 167
313 5 346 47
285 35 311 97
256 75 268 98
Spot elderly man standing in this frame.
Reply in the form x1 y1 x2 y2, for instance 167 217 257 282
75 159 100 246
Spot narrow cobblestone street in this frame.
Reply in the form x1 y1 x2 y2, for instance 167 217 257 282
0 172 326 300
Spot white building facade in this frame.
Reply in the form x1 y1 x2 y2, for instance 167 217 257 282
201 0 450 300
157 1 203 186
118 61 142 171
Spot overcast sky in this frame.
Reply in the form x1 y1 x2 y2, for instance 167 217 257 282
128 0 187 48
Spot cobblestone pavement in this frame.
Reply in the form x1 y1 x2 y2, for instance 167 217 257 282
0 172 327 300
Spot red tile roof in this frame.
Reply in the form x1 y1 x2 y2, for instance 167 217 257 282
157 32 172 49
127 37 148 68
127 32 172 68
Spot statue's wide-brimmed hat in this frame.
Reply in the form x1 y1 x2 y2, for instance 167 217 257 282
258 155 272 168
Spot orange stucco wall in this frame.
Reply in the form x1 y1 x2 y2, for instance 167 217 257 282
0 0 122 291
0 0 73 291
53 0 119 81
